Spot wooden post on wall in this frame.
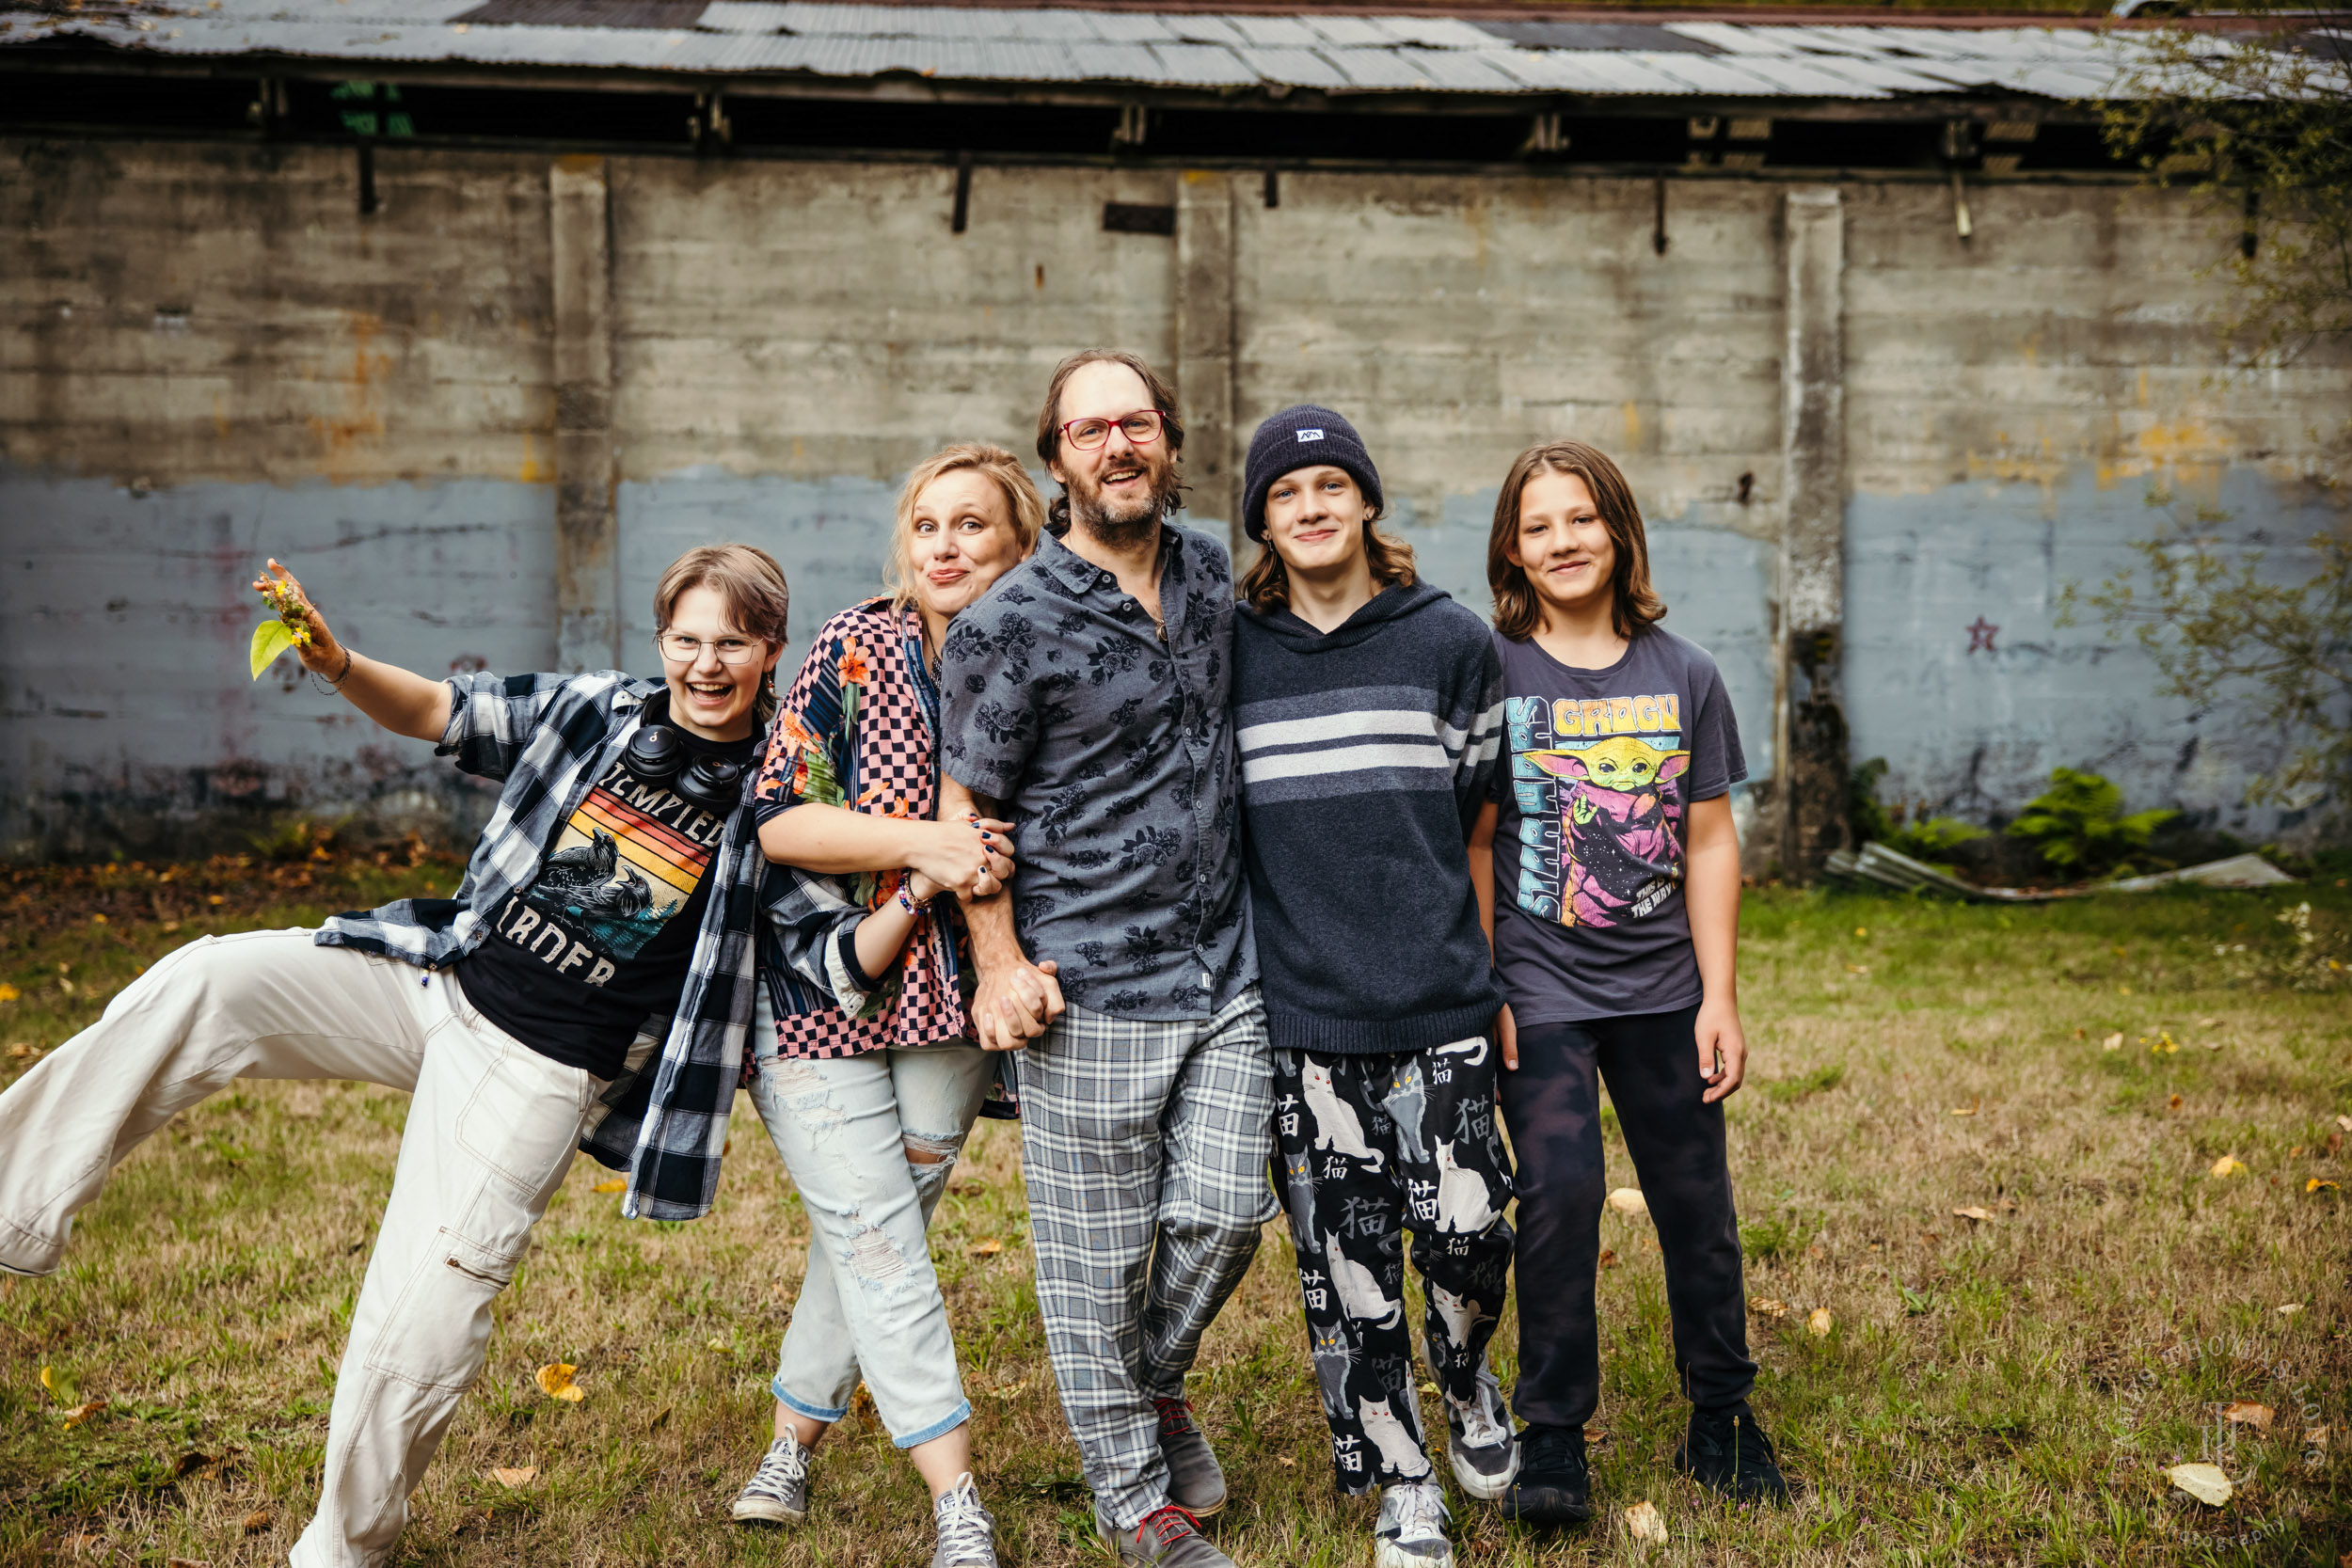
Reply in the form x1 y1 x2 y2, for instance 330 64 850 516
1174 170 1239 558
1776 186 1849 880
550 155 619 673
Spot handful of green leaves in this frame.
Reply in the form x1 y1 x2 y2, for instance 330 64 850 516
248 559 315 679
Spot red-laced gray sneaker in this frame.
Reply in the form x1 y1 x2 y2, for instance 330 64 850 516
1105 1505 1232 1568
1152 1396 1229 1517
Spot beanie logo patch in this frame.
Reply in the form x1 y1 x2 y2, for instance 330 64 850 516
1295 428 1325 442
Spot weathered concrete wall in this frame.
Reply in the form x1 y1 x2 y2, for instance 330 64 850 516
3 135 2343 861
1841 179 2345 844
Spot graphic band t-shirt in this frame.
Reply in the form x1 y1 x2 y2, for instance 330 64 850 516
1488 626 1746 1025
458 712 755 1079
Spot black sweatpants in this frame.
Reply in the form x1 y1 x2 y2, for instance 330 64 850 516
1498 1004 1756 1429
1272 1043 1516 1494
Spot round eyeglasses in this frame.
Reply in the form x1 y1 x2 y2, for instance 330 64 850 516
655 631 765 665
1059 409 1166 451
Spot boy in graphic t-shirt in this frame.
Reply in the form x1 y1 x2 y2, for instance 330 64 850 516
1465 440 1790 1524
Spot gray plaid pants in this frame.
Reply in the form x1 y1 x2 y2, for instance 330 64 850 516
1018 987 1278 1529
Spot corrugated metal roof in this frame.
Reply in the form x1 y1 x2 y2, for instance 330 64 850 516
0 4 2190 104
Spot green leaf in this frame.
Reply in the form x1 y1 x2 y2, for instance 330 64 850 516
249 618 298 680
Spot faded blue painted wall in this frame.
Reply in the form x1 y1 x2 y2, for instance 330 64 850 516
0 470 554 858
5 458 2334 860
1845 464 2339 842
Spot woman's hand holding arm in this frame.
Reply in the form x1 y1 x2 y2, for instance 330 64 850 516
1686 792 1746 1104
758 803 1013 895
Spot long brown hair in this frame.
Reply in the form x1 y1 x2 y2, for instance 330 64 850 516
882 444 1048 612
1238 499 1418 612
1486 440 1665 641
1034 349 1185 531
652 543 790 725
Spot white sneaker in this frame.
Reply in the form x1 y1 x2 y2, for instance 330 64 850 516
1375 1480 1453 1568
932 1472 997 1568
730 1431 812 1524
1445 1369 1518 1501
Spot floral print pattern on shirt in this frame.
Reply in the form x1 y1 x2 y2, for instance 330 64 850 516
753 598 971 1059
938 522 1256 1022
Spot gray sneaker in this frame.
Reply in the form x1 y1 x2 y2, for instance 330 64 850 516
1375 1480 1454 1568
1444 1369 1518 1502
1104 1505 1232 1568
1152 1396 1228 1517
932 1471 997 1568
729 1431 812 1525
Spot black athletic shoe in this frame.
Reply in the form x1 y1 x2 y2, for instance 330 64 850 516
1674 1406 1790 1506
1499 1423 1590 1525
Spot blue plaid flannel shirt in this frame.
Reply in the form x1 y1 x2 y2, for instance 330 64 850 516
315 668 774 1222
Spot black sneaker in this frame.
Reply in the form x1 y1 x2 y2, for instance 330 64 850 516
1674 1406 1790 1506
1499 1423 1589 1525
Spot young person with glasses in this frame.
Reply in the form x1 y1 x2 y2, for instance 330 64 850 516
1231 407 1517 1568
936 352 1267 1568
0 546 998 1567
724 446 1044 1568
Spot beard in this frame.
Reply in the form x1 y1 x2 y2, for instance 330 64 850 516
1066 448 1180 549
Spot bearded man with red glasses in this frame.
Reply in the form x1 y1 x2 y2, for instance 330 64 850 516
937 351 1267 1568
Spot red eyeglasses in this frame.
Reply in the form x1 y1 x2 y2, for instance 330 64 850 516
1058 409 1166 451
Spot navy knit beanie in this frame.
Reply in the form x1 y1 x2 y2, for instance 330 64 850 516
1242 404 1383 544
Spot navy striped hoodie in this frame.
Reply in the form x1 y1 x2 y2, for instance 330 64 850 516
1233 578 1506 1054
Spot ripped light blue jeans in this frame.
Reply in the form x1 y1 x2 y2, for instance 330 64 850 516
746 1040 995 1449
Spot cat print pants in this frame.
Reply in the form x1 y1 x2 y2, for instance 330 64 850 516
1271 1040 1516 1494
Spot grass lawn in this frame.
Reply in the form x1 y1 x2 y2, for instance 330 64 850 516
1 853 2347 1566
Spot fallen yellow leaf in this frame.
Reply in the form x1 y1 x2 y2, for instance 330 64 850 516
2337 1115 2352 1133
2210 1156 2249 1179
1852 927 1867 938
60 1398 107 1429
2310 1178 2340 1193
0 984 18 1003
2280 1303 2306 1315
1807 1307 1834 1337
2168 1093 2185 1110
1749 1297 1789 1319
970 1238 1005 1256
2222 1401 2273 1430
1597 1248 1618 1268
40 1366 56 1393
1606 1187 1647 1218
1624 1499 1667 1544
2304 1425 2328 1451
1276 1454 1295 1467
534 1363 584 1402
2164 1462 2233 1506
2102 1032 2123 1051
489 1465 537 1487
1952 1206 1994 1222
592 1178 626 1194
1949 1102 1979 1117
241 1510 271 1534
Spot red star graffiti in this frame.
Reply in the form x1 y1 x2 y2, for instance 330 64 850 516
1965 616 1999 654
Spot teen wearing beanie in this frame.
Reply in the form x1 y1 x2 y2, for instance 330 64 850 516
1232 406 1518 1568
1468 441 1789 1523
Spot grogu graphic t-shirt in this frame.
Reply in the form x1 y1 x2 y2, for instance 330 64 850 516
1487 626 1745 1025
457 718 755 1079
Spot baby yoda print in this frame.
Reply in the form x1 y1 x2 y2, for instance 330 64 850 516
1518 725 1692 929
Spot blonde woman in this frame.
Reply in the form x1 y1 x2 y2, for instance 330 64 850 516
730 446 1047 1568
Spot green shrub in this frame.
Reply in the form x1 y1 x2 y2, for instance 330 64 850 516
2007 767 2177 879
1849 758 1988 866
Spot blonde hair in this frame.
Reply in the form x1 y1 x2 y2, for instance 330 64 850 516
883 444 1048 611
652 543 790 724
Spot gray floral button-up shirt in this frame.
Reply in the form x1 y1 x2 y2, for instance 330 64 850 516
940 520 1256 1021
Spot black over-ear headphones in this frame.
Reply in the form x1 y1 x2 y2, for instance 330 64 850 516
622 724 747 816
